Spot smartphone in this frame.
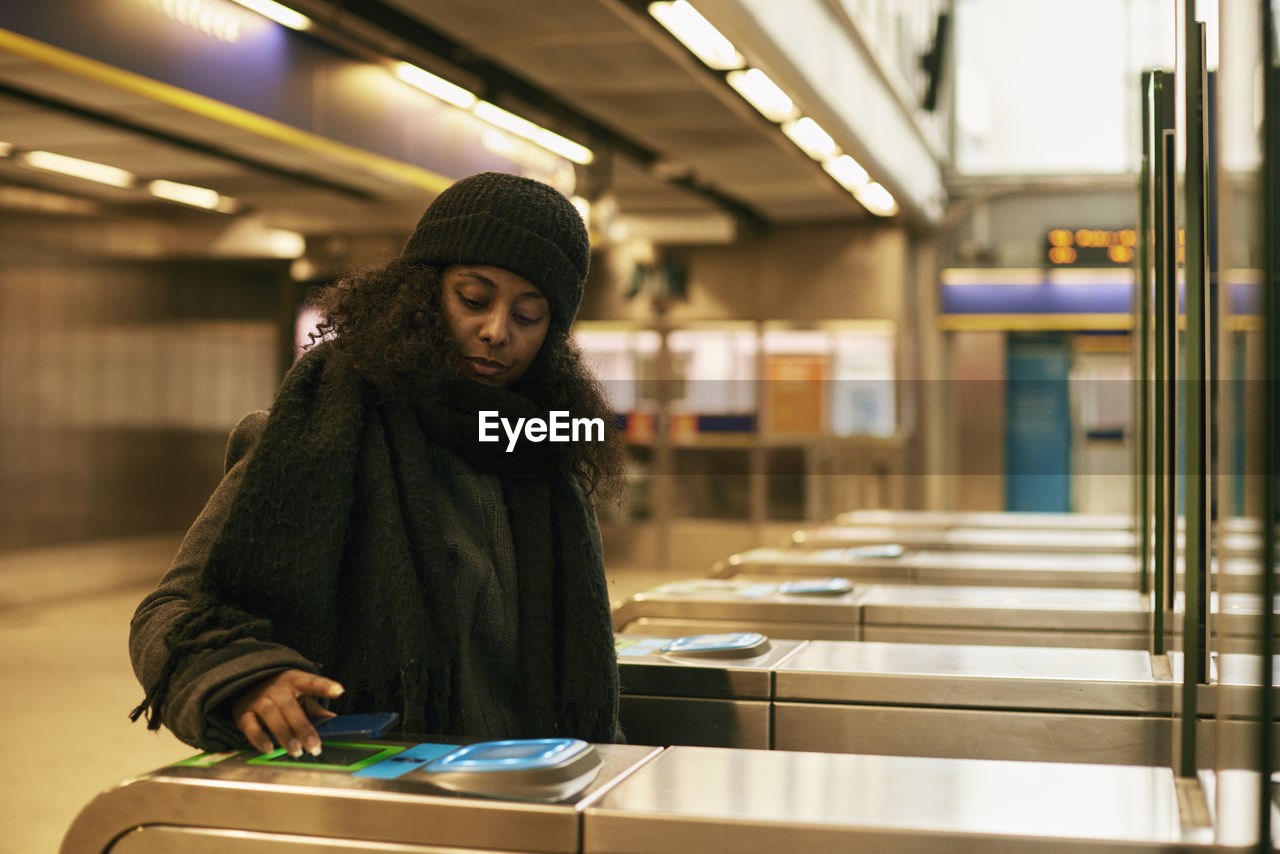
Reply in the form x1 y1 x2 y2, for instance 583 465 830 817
312 712 401 739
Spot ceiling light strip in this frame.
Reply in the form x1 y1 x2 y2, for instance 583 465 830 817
726 68 796 122
147 178 224 210
20 150 134 188
646 1 897 217
225 0 311 31
648 0 743 70
395 62 477 109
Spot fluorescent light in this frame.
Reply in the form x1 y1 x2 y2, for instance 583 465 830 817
20 150 134 188
532 128 594 165
823 154 869 190
726 68 796 122
147 179 225 210
474 101 594 165
648 1 743 70
474 101 540 138
854 181 898 217
226 0 310 30
265 228 306 258
395 63 477 110
781 117 838 160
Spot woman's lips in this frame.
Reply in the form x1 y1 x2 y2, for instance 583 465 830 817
465 356 507 377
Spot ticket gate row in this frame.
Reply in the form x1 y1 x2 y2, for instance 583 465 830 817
613 578 1151 649
788 523 1263 560
62 718 1265 853
615 631 1275 772
59 741 1252 854
714 546 1144 588
831 508 1260 535
791 524 1141 554
716 545 1268 594
612 577 1275 652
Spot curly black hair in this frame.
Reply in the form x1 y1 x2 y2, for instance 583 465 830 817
308 257 627 501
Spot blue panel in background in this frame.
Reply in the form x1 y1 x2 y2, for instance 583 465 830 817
1005 335 1071 512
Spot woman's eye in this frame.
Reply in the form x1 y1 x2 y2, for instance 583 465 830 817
514 313 541 326
460 295 486 309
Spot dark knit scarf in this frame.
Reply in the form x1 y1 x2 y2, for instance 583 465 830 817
131 344 620 743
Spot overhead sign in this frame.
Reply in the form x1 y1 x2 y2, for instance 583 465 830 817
1045 228 1138 266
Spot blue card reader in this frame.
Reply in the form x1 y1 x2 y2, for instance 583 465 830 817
417 738 602 801
659 631 771 657
778 577 854 596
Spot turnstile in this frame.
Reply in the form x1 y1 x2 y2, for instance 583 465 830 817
791 522 1262 559
835 509 1134 531
619 630 1278 768
613 579 1149 649
772 641 1175 766
859 584 1148 649
714 546 1142 589
791 524 1139 553
582 746 1231 854
61 737 660 854
615 633 808 749
612 577 868 641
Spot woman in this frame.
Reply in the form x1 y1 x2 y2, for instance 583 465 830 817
130 172 626 758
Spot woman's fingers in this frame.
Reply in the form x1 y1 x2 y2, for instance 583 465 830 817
300 694 338 720
235 708 275 755
230 669 346 756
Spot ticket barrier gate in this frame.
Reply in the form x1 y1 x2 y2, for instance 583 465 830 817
65 737 1262 854
61 735 662 854
833 509 1133 531
617 632 1278 769
834 508 1260 536
582 747 1260 854
790 523 1262 560
713 546 1142 590
615 632 807 750
612 577 868 642
613 579 1149 650
791 524 1138 554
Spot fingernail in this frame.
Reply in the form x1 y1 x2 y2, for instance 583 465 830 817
329 684 345 697
288 740 302 758
306 737 321 756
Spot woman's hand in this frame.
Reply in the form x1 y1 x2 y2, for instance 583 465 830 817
230 669 344 756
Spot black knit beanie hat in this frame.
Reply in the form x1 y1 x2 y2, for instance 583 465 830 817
401 171 590 332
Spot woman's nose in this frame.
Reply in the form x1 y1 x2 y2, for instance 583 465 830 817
478 311 507 346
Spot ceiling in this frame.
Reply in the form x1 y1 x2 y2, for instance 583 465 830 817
0 0 877 243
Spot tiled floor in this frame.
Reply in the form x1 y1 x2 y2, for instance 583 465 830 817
0 542 695 854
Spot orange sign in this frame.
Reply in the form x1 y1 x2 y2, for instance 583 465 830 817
763 354 827 435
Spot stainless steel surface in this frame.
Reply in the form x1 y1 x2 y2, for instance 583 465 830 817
717 547 1143 589
612 578 866 641
834 510 1134 531
110 826 501 853
60 742 660 854
774 641 1172 713
862 624 1147 649
860 585 1148 632
620 616 860 642
714 547 916 581
791 525 1138 553
772 702 1171 765
612 578 868 628
619 696 771 750
614 634 807 699
583 746 1201 853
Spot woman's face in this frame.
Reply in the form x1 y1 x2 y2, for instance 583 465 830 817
440 264 550 388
